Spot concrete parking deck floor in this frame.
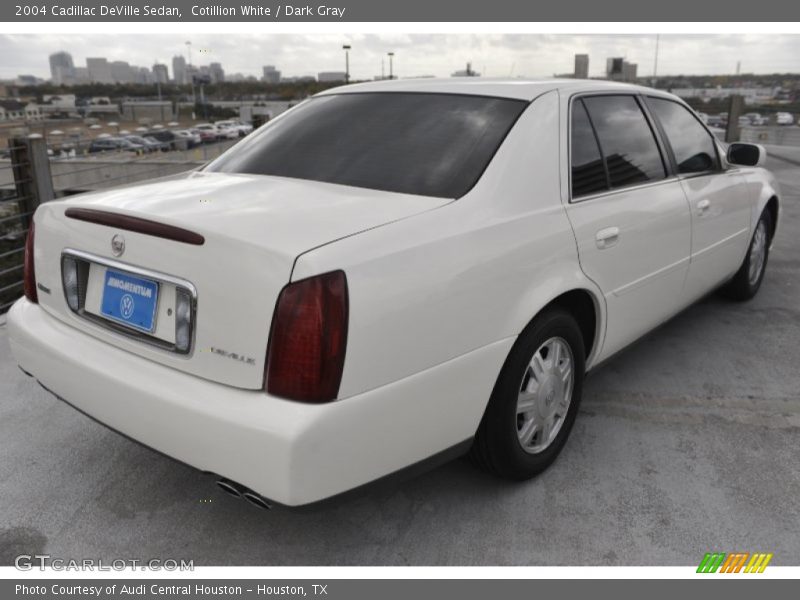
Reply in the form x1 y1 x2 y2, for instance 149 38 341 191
1 157 799 566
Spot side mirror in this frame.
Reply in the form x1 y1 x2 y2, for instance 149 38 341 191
727 142 766 167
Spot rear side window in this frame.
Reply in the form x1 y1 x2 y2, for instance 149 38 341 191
206 92 527 198
647 97 720 174
582 95 666 189
571 100 608 198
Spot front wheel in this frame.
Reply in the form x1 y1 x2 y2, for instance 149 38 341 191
470 308 586 479
721 210 773 301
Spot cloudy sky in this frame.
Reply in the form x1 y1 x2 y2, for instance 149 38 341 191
2 33 800 81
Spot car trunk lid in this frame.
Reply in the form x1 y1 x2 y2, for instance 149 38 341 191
32 171 450 389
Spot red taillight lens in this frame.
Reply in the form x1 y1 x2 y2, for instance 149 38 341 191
265 270 348 403
23 221 37 304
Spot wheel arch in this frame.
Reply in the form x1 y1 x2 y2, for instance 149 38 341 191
546 289 600 361
512 285 605 370
764 195 779 243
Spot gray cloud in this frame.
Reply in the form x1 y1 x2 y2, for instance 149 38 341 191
2 33 800 81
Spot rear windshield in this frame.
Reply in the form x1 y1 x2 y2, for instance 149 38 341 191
205 92 527 198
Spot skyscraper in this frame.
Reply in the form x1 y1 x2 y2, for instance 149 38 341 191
86 57 113 83
49 51 75 85
110 61 135 83
574 54 589 79
172 55 187 84
262 65 281 84
152 63 170 84
209 62 225 84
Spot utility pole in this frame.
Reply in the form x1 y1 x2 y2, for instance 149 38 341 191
342 44 351 83
155 57 162 101
388 52 395 80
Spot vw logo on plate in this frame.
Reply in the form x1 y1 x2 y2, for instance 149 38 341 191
111 234 125 257
120 294 135 319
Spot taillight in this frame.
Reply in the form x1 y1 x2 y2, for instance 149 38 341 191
23 221 37 304
265 270 348 403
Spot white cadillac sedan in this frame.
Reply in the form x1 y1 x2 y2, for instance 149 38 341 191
8 79 780 508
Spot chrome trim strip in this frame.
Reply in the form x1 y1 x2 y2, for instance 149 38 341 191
62 248 197 299
60 248 197 356
571 176 681 204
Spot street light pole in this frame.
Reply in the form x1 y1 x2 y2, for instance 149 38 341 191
388 52 394 80
343 44 351 83
185 40 196 109
652 34 660 86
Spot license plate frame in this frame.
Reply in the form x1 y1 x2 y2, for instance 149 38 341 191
100 268 159 334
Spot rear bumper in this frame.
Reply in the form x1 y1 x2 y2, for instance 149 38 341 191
7 299 512 506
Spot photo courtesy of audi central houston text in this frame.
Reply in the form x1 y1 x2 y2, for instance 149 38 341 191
0 32 798 567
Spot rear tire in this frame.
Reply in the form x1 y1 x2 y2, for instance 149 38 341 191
721 210 772 301
470 308 585 479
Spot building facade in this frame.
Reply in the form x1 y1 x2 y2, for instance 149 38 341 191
86 57 113 84
574 54 589 79
49 51 75 85
262 65 281 84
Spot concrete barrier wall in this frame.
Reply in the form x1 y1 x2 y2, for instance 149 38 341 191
740 126 800 147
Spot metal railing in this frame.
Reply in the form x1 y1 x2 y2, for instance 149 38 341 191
0 134 238 313
0 137 52 313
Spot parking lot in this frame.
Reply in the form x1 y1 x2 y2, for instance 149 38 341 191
1 155 798 567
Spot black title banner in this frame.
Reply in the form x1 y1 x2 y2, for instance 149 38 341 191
4 0 800 22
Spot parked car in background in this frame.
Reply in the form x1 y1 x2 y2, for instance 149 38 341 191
145 130 189 151
172 129 202 148
706 114 725 128
87 137 146 155
744 112 768 126
776 112 794 125
8 79 780 508
193 123 224 142
215 120 254 137
123 135 163 153
190 127 217 144
143 136 169 152
212 122 241 140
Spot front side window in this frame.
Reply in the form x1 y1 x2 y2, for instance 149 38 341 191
647 97 720 174
206 92 528 198
582 95 666 189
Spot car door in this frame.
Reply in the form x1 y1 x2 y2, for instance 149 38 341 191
645 97 752 302
565 94 692 361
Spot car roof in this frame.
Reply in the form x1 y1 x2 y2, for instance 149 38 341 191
316 78 677 102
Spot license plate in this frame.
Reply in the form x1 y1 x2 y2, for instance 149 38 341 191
100 269 159 333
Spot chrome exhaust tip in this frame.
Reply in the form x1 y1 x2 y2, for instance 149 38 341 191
215 478 244 498
242 491 273 510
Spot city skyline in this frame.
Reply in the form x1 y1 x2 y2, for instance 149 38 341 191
3 34 800 82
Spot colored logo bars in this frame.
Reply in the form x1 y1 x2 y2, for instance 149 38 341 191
697 552 773 573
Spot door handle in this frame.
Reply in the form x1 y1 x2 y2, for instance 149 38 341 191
595 226 620 250
697 198 711 214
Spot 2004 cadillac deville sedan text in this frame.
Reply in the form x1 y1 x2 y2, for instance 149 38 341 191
8 79 780 507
